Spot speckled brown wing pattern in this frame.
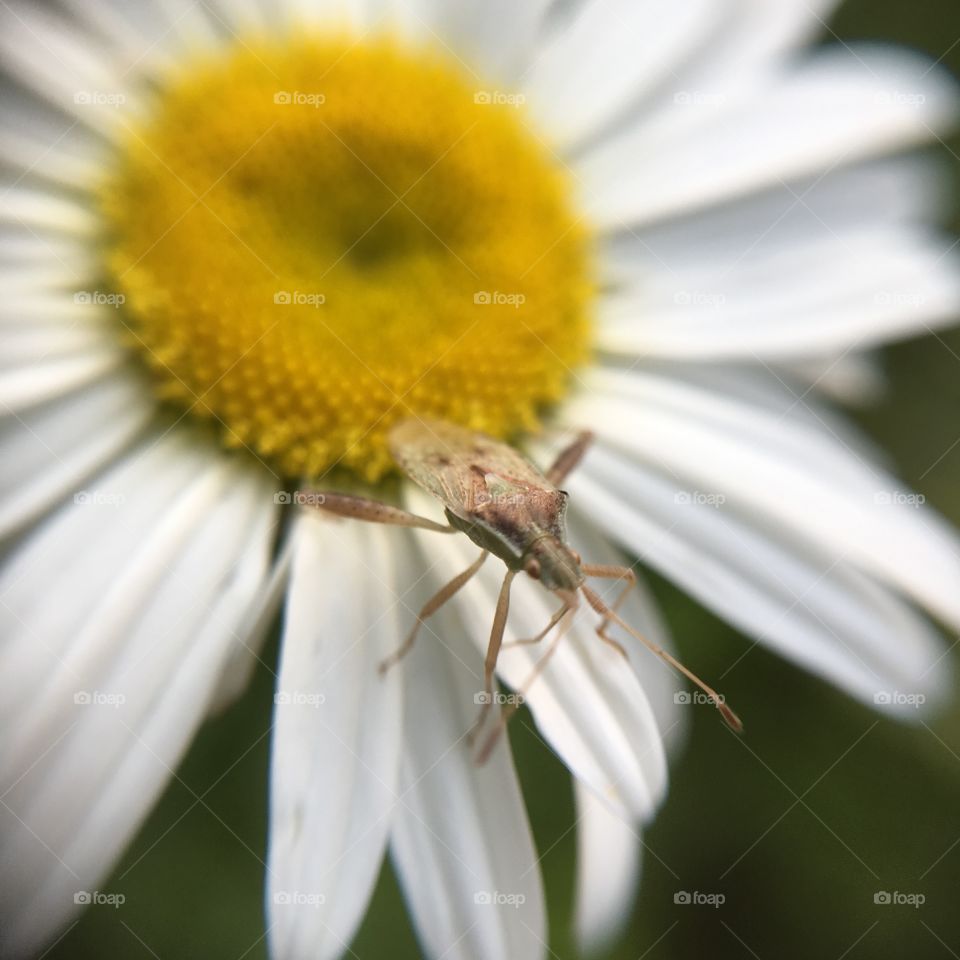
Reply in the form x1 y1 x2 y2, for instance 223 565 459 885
389 419 551 510
388 418 568 560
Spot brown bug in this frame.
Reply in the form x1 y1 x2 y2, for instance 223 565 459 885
303 418 741 759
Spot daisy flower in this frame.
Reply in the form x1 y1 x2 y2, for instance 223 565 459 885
2 0 960 958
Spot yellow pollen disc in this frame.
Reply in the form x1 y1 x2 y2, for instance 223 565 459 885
101 36 593 481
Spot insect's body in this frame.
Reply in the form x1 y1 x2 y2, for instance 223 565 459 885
304 417 741 759
390 419 584 592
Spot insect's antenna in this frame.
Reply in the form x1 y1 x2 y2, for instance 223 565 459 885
580 584 743 734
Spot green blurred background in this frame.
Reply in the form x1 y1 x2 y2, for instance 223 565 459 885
49 1 960 958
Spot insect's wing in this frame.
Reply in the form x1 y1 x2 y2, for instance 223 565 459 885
388 418 552 518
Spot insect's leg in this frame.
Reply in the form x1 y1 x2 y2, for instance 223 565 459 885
466 569 516 745
378 551 488 675
581 583 743 733
474 600 576 765
581 563 637 659
298 491 454 534
545 430 594 486
502 601 567 649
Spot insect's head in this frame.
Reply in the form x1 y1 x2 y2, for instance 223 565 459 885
522 536 584 593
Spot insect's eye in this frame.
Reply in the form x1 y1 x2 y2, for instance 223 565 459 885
524 557 541 580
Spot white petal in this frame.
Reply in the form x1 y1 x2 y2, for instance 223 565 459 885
0 188 98 236
390 532 546 960
641 360 894 470
267 515 403 960
561 367 960 632
565 510 687 754
573 780 641 955
598 155 952 284
0 351 126 413
0 370 153 538
0 93 106 190
0 2 141 136
405 489 667 821
549 436 951 714
781 353 886 407
580 47 958 229
280 0 377 31
597 225 960 359
522 0 721 150
0 436 277 957
643 0 842 116
58 0 182 74
206 529 295 718
415 0 553 84
561 514 683 953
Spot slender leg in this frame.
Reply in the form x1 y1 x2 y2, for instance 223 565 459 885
546 430 594 486
298 490 454 533
378 551 488 675
474 600 577 764
581 583 743 733
466 570 516 744
502 601 568 649
582 563 637 659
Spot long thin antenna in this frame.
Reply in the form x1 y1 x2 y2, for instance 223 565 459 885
581 584 743 734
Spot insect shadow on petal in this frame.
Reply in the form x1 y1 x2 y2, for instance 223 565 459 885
299 418 742 761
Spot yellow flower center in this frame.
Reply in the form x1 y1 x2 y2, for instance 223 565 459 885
100 36 592 481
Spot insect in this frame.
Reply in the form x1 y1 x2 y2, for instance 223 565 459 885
302 418 741 760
